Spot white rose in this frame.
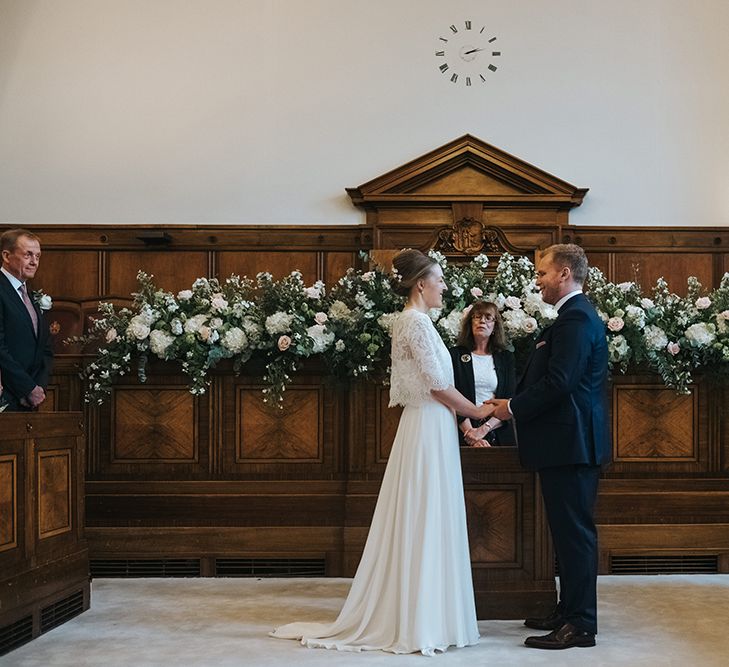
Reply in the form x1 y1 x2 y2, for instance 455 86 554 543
521 317 538 334
314 311 328 325
128 316 150 340
105 328 118 343
640 298 655 309
504 296 522 310
695 296 711 310
38 294 53 311
177 290 193 301
184 314 207 333
198 325 211 342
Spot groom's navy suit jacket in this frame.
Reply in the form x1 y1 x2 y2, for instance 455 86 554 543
510 292 610 471
0 271 53 410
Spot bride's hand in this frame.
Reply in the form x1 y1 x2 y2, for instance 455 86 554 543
477 403 495 420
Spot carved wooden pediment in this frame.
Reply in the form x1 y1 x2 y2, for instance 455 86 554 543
435 218 522 257
347 134 587 209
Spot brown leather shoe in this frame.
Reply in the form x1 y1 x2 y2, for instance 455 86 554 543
524 609 563 630
525 622 596 649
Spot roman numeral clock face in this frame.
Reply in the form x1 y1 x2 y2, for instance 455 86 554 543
435 21 501 86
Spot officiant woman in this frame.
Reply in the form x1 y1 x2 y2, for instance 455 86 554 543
449 301 516 447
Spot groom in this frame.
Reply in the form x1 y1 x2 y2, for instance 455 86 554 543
488 243 610 649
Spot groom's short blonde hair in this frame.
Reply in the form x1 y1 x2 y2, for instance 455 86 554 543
542 244 589 284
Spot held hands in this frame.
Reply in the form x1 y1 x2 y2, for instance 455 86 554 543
463 423 491 447
27 385 46 408
486 398 512 421
475 402 495 421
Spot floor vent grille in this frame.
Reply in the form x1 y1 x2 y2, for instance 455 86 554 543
610 554 719 575
40 590 84 634
0 615 33 656
216 558 326 577
90 558 201 577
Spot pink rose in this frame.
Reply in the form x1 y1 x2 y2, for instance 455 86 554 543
105 328 118 343
695 297 711 310
666 341 680 356
470 287 483 297
607 317 624 332
314 311 328 325
278 335 292 351
720 310 729 321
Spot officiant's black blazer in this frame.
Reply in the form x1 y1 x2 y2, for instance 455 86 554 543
449 345 516 446
0 272 53 410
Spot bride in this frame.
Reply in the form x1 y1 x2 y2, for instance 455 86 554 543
270 248 494 655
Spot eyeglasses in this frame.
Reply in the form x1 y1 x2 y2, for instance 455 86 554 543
472 313 496 322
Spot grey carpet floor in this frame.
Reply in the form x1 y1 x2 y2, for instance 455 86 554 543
3 575 729 666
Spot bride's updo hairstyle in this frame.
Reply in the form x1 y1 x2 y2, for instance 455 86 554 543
390 248 439 298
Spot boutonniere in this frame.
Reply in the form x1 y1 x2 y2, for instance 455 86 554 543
460 353 472 363
32 289 53 311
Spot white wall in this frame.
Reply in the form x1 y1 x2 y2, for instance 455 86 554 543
0 0 727 226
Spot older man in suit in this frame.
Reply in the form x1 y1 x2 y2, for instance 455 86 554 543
0 228 53 411
488 243 610 650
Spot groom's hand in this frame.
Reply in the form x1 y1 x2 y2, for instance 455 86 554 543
486 398 512 421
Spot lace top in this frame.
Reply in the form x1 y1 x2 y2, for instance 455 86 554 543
388 309 454 407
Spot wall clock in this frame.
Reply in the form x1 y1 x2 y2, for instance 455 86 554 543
435 20 501 85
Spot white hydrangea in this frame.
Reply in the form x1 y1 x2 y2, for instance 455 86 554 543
170 319 183 335
306 324 335 353
502 308 527 334
643 324 668 350
438 309 463 340
265 312 295 334
377 312 399 334
242 317 261 339
335 339 345 352
684 322 716 348
149 330 175 357
328 300 353 321
210 294 229 313
624 305 646 328
221 327 248 353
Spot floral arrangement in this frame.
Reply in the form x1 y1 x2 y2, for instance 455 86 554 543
73 252 729 405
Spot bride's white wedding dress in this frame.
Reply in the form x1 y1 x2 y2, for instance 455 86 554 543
270 308 479 655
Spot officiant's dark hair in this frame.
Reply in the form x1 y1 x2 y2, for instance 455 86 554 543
542 243 589 284
1 228 41 253
390 248 438 297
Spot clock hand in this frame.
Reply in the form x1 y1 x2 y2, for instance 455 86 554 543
463 47 485 55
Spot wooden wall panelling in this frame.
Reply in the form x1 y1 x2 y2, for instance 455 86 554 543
219 360 342 477
0 454 18 554
216 251 318 284
106 250 209 295
613 252 714 295
324 251 359 285
608 377 709 474
0 414 89 648
89 363 210 480
33 251 101 301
